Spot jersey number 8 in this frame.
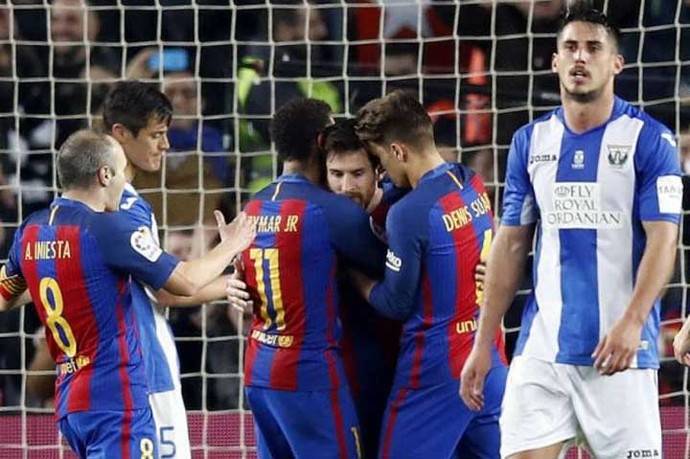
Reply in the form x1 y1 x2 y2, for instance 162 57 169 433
39 277 77 357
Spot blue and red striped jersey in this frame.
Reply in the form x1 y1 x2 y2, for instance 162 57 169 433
369 162 506 389
242 173 386 391
0 197 179 418
340 184 406 397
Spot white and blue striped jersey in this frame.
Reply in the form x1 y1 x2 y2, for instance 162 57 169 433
120 183 180 392
502 97 683 369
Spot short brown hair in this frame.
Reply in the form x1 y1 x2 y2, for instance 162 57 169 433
355 90 434 151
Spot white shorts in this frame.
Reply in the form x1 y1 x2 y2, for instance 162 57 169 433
149 388 191 459
500 356 661 459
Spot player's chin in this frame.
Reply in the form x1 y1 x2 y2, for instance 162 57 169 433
145 158 163 172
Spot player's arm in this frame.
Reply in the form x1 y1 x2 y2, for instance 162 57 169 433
160 213 255 296
461 128 537 410
155 275 231 307
350 203 423 320
0 231 32 311
593 220 678 374
98 211 255 297
328 197 387 277
593 126 682 375
673 315 690 366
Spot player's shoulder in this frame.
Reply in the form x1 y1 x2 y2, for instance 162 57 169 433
513 109 558 143
616 97 673 139
119 183 153 221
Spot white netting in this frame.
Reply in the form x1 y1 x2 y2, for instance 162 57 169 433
0 0 689 457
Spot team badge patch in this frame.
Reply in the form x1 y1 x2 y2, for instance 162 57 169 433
606 144 631 167
130 226 163 262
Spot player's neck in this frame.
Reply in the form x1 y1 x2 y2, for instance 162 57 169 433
125 161 137 183
561 89 615 134
282 160 320 184
61 190 106 212
408 150 445 188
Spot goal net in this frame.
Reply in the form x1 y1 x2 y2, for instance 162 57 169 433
0 0 688 457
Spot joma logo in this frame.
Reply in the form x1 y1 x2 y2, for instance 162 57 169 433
626 449 660 458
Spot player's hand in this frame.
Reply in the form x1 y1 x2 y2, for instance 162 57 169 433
673 323 690 366
459 344 492 411
474 261 486 285
592 317 643 375
215 211 255 254
226 268 252 313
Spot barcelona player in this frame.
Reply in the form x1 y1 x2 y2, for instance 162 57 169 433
0 130 254 458
240 99 386 459
351 91 507 458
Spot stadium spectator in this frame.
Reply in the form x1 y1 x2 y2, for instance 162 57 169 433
46 0 120 147
237 0 342 193
462 6 680 458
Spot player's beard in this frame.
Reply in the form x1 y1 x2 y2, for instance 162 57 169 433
344 191 366 208
562 80 604 104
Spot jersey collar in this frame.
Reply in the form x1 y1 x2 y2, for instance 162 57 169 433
417 162 453 186
277 173 310 184
555 96 628 136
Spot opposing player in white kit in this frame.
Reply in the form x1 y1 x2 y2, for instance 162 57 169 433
102 81 229 458
460 4 682 459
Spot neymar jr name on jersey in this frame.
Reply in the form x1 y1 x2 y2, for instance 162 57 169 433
249 214 300 234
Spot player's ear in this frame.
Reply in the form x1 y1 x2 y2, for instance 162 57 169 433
551 52 559 74
97 165 111 187
391 143 406 161
110 123 132 143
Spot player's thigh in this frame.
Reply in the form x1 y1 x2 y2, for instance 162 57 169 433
245 387 294 459
68 409 158 459
500 357 577 459
570 367 661 459
269 385 362 459
149 389 191 459
379 382 469 459
58 415 86 458
456 365 507 459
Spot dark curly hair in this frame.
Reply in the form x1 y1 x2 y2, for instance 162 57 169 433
270 98 332 162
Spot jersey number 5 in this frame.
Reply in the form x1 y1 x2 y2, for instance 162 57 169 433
249 248 286 331
39 277 77 357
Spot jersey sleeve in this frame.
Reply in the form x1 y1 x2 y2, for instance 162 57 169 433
636 124 683 223
0 228 27 300
92 212 180 290
501 128 538 226
322 195 386 277
368 201 426 320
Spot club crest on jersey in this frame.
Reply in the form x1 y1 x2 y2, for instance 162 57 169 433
606 145 631 168
571 150 585 170
130 226 162 262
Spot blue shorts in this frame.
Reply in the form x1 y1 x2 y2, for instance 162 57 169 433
246 385 361 459
379 365 507 459
59 408 158 459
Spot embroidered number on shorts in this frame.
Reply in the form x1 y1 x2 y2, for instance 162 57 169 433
140 438 154 459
